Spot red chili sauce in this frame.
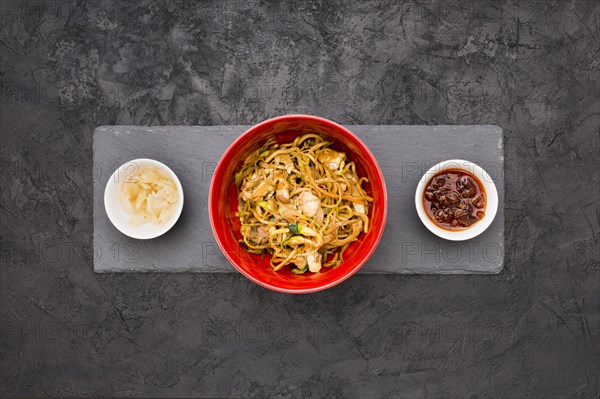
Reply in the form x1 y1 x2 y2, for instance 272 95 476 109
423 169 486 230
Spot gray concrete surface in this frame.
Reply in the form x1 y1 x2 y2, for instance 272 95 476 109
93 124 504 274
1 0 598 397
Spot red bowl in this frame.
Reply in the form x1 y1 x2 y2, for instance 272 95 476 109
209 115 388 293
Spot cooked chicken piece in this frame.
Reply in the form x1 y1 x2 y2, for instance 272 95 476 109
297 191 321 217
278 204 299 222
248 225 269 245
307 250 322 273
240 173 261 201
314 208 325 225
276 179 290 203
247 179 273 200
275 153 294 174
317 149 346 171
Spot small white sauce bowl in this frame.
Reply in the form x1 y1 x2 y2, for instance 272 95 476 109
104 158 184 240
415 159 498 241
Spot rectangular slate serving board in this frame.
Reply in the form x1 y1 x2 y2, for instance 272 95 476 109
93 125 504 274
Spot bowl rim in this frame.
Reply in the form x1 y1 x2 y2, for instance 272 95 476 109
104 158 185 240
414 159 498 241
208 114 388 294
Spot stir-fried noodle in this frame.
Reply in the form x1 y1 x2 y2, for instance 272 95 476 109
235 134 373 274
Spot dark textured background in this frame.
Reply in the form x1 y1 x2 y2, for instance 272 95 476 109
1 0 599 397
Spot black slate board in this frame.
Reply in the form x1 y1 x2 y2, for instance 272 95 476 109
93 125 504 274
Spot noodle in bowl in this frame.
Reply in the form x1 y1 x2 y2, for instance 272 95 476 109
236 134 372 274
209 115 387 293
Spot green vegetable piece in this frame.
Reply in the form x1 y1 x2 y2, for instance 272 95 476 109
291 266 308 274
257 200 273 212
234 170 243 184
282 235 294 247
288 223 300 234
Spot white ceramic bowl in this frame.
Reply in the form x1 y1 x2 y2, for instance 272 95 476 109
104 158 184 239
415 159 498 241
